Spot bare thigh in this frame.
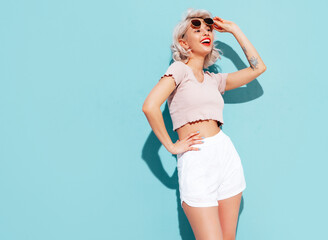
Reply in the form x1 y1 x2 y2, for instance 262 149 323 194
218 192 243 240
182 201 223 240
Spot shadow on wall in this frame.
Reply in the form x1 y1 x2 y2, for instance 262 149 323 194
207 40 264 103
141 40 264 239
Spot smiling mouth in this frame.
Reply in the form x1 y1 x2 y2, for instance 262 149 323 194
201 42 211 46
200 38 211 46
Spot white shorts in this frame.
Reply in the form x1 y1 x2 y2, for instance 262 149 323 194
177 130 246 208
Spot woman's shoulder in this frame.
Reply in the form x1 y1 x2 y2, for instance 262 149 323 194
165 61 189 76
160 61 189 86
169 60 187 69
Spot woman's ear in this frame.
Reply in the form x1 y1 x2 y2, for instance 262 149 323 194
178 38 189 51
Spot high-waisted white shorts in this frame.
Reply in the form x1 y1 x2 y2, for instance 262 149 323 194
177 130 246 208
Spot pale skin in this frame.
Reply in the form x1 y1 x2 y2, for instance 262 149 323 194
142 16 266 240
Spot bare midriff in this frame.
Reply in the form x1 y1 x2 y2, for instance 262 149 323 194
176 119 221 141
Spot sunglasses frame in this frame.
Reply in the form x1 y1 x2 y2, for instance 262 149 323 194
181 17 214 39
190 17 214 29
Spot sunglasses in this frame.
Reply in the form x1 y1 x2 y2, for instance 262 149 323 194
181 17 214 38
190 18 214 29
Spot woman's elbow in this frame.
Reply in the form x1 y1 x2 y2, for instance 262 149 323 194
260 63 267 72
142 102 155 113
142 104 150 113
142 103 160 114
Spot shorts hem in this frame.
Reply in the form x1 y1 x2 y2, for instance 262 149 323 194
180 198 218 208
217 184 247 201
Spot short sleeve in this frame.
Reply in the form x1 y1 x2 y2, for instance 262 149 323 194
159 61 186 87
214 72 228 95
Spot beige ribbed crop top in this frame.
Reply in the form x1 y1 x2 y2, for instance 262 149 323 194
159 61 228 131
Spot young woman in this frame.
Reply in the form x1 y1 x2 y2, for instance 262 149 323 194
142 8 266 240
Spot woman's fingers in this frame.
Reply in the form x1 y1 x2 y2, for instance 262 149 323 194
214 25 224 32
186 135 203 143
185 132 200 142
178 131 206 152
213 16 230 32
188 131 201 138
213 20 224 31
186 137 204 147
189 147 200 151
214 24 223 30
214 16 224 22
186 140 203 146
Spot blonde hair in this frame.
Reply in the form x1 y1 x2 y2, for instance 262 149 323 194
170 8 223 69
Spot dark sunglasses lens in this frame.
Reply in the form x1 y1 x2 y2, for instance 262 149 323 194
204 18 214 25
191 19 201 27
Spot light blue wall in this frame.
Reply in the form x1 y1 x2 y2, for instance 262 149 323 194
1 0 327 239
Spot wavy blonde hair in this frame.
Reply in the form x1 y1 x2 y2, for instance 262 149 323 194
170 8 223 69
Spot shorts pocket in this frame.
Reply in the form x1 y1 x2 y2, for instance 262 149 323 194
226 137 243 167
177 157 186 192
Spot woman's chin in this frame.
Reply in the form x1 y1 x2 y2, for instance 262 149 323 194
191 47 212 57
201 45 212 52
200 48 212 56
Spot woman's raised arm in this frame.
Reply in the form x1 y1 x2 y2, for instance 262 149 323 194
213 16 267 91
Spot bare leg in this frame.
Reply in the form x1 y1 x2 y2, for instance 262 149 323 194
218 192 243 240
182 201 223 240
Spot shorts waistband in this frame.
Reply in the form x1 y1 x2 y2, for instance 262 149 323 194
201 129 225 145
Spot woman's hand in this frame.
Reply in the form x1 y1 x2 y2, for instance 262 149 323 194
171 131 204 155
213 16 238 34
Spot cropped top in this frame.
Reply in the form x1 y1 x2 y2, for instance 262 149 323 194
159 61 228 131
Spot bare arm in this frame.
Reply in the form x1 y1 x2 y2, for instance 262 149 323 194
142 76 202 154
213 16 267 91
142 76 176 153
142 107 175 153
232 25 266 71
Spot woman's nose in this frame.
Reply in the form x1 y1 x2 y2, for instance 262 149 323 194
202 29 209 36
201 26 209 35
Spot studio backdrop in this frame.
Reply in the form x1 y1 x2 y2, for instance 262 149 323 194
0 0 327 239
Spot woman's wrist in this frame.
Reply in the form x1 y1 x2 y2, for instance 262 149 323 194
166 143 176 154
231 23 242 35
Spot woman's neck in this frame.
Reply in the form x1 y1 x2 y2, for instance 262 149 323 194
186 57 205 75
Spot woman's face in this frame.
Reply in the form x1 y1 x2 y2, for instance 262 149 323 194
179 18 214 57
